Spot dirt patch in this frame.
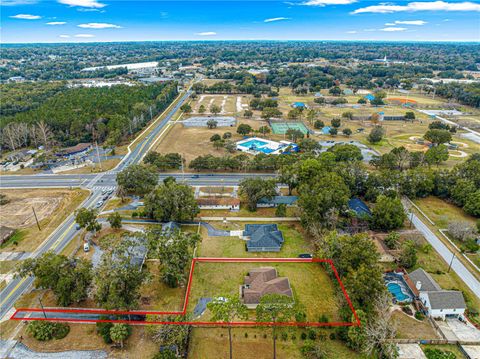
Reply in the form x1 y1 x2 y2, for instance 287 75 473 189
0 189 89 252
0 191 64 228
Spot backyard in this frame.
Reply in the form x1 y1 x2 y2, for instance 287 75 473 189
187 261 342 323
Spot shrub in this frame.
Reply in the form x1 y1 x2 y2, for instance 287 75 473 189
275 204 287 217
314 120 325 129
96 321 113 343
281 332 288 341
291 334 297 340
301 332 307 340
27 321 70 341
307 329 317 340
367 126 385 144
319 314 329 323
244 332 248 338
329 332 336 340
424 348 456 359
415 311 425 321
384 232 400 249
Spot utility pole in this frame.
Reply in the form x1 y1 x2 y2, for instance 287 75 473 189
32 206 41 231
38 298 47 319
95 141 102 171
447 253 455 273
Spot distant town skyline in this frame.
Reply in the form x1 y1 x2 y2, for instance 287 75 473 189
1 0 480 43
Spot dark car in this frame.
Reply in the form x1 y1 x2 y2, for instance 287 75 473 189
298 253 313 258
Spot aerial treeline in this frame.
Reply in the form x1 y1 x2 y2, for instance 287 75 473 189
2 42 478 81
189 153 284 172
430 82 480 108
0 82 67 117
192 77 271 95
1 82 178 149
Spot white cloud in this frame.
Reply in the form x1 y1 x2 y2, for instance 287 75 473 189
59 34 70 38
58 0 106 8
384 22 396 26
46 21 66 25
395 20 428 25
74 33 95 37
264 17 290 23
346 30 358 33
10 14 41 20
1 0 37 5
78 22 122 29
303 0 356 6
195 32 217 36
380 27 407 32
352 1 480 14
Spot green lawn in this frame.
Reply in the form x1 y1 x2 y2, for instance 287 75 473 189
187 261 341 323
421 344 467 359
196 223 312 258
189 327 366 359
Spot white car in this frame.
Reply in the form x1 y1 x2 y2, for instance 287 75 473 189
83 242 90 252
96 200 103 208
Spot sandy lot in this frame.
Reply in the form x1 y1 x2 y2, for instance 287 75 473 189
0 189 89 252
0 191 65 228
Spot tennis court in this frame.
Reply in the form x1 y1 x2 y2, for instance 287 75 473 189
270 121 309 135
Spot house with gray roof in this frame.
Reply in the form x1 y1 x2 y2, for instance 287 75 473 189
408 268 466 320
244 224 284 252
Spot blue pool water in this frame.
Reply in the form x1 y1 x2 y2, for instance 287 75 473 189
240 139 276 153
387 282 411 302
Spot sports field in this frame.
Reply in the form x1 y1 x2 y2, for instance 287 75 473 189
270 121 309 135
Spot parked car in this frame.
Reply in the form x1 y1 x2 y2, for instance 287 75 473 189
298 253 313 258
96 200 103 208
75 223 81 230
83 242 90 252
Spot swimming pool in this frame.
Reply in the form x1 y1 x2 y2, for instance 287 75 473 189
387 282 411 302
239 139 276 153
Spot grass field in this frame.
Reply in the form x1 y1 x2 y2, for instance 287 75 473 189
392 310 439 340
0 188 89 252
188 327 366 359
198 206 299 218
60 158 120 174
197 223 310 258
154 119 261 164
413 196 480 272
187 261 341 323
191 94 251 115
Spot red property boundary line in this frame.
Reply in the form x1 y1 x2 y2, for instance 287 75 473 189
11 257 361 327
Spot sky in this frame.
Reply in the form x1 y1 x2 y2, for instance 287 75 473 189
1 0 479 43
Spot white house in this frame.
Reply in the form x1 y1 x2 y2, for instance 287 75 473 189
197 197 240 211
409 268 466 320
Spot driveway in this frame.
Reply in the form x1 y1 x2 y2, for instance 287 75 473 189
397 343 426 359
445 318 480 342
461 345 480 358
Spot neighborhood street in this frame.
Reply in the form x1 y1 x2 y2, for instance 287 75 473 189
408 208 480 299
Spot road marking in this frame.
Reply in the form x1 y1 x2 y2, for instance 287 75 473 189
0 277 27 308
50 222 76 251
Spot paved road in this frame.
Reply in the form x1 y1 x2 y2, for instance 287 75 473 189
407 208 480 299
0 172 277 189
0 191 103 319
0 90 197 319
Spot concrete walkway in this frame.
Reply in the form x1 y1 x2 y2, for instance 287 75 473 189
397 343 427 359
403 200 480 299
0 340 107 359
